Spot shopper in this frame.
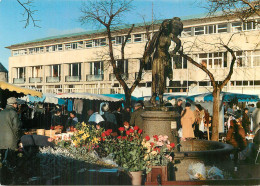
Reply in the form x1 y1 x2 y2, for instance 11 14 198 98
181 102 195 140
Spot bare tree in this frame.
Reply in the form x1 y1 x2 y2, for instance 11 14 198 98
205 0 260 20
177 36 237 141
17 0 40 28
79 0 153 107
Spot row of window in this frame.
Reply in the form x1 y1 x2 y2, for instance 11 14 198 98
13 50 260 81
182 19 260 37
14 60 129 80
12 34 145 56
169 80 260 88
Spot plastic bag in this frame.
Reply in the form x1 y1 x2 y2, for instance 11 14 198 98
101 154 118 167
207 166 224 180
187 162 206 180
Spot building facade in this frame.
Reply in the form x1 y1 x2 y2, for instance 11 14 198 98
6 14 260 97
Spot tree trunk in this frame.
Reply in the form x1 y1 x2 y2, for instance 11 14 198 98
124 89 132 108
211 88 221 141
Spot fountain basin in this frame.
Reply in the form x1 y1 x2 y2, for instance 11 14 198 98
174 139 234 180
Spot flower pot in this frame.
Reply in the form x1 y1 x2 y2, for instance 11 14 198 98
129 171 143 185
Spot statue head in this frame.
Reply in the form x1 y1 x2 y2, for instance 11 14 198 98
171 17 183 37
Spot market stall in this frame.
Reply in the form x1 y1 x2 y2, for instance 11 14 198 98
0 81 42 108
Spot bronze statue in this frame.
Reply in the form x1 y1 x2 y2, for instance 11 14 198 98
145 17 183 106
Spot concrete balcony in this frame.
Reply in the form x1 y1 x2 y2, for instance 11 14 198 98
13 78 25 84
29 77 42 83
65 76 81 82
46 76 60 83
109 73 128 81
86 74 104 81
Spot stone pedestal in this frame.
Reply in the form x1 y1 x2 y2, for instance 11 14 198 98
141 111 178 143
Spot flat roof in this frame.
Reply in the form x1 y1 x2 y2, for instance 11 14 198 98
6 12 221 49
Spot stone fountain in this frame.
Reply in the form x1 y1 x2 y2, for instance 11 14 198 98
141 17 234 181
142 109 234 180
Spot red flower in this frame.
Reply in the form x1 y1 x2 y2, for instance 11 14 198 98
133 126 139 130
145 135 150 141
101 132 106 137
126 130 130 135
105 130 111 136
107 129 112 133
154 147 160 153
130 137 133 141
129 128 134 133
153 135 159 141
117 136 122 139
102 138 105 141
118 127 125 132
50 126 54 130
138 129 143 134
170 143 175 148
150 142 155 148
122 136 127 140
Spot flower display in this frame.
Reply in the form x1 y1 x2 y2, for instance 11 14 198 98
100 127 147 172
71 122 104 149
142 135 175 169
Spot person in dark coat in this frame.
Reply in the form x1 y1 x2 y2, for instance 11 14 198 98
51 109 63 127
174 99 183 130
0 97 22 185
0 97 22 150
130 103 145 129
113 105 123 128
65 111 79 130
242 108 250 134
122 107 131 123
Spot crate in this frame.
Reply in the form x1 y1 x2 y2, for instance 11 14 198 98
146 166 167 183
36 129 45 136
45 130 56 137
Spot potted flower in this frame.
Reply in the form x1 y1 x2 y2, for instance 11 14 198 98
143 135 175 182
100 126 146 185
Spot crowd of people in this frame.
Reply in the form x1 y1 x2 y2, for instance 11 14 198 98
1 96 260 171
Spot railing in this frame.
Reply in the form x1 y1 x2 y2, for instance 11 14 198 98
13 78 25 84
109 73 128 81
29 77 42 83
86 74 104 81
46 76 60 83
65 76 81 82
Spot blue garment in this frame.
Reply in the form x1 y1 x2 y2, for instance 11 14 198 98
58 98 66 105
67 99 73 112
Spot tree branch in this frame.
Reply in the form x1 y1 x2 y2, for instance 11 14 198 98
17 0 40 28
178 50 217 88
219 45 236 89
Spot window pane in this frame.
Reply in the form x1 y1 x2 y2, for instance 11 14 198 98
182 27 192 36
195 26 204 35
232 22 242 32
85 40 92 48
134 34 143 42
218 23 227 33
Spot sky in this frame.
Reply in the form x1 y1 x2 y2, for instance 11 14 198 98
0 0 207 70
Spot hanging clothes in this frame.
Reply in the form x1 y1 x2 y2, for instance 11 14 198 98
67 99 73 112
73 99 83 114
